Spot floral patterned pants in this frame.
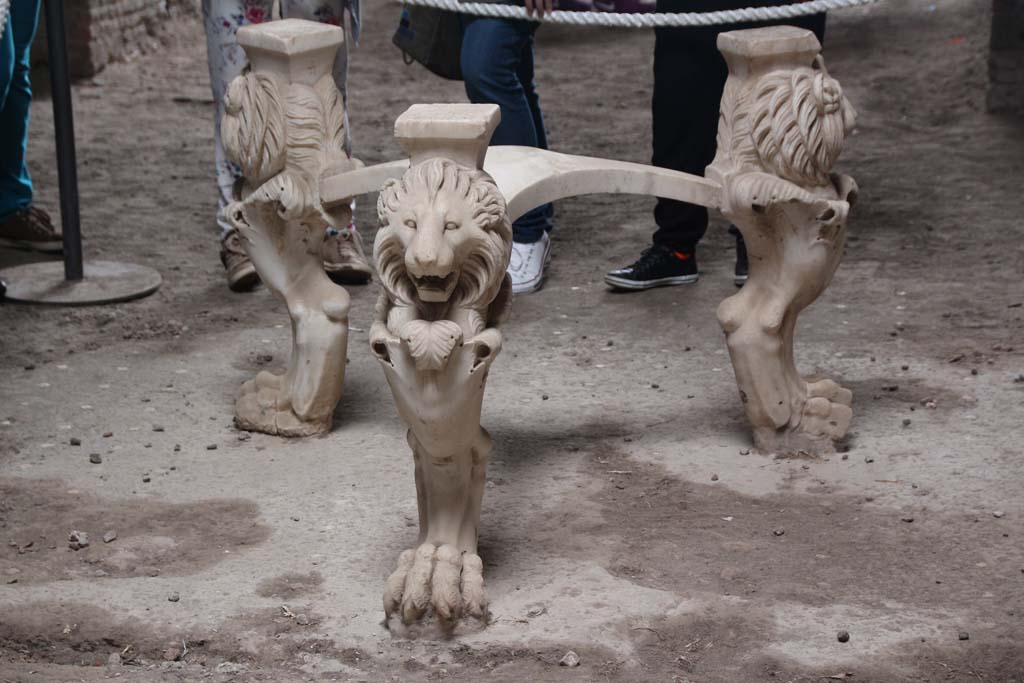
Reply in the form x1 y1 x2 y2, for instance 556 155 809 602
202 0 352 237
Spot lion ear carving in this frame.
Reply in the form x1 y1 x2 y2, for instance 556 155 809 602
400 320 465 372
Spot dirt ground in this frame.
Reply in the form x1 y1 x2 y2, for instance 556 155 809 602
2 0 1023 681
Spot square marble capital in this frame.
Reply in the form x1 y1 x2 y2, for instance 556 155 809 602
237 19 344 86
717 26 820 77
395 104 501 170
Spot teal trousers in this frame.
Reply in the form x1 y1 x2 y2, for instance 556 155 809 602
0 0 41 221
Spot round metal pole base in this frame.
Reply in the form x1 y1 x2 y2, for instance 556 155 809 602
0 260 162 305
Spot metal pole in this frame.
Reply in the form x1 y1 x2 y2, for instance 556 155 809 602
42 0 82 281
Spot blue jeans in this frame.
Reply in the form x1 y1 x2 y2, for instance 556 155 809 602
0 0 40 222
460 15 553 244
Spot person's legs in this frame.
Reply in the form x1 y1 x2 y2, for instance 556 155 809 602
461 16 553 294
202 0 275 241
649 21 726 254
0 0 41 221
516 31 547 153
203 0 276 291
514 27 555 236
461 16 552 245
604 22 719 290
0 0 61 253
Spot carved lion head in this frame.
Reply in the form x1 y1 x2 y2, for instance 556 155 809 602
749 57 857 187
375 158 512 308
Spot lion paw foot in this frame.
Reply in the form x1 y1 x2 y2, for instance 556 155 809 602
800 378 853 441
383 544 487 629
234 371 328 437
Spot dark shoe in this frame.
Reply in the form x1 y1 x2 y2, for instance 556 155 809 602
220 229 259 292
0 206 63 253
733 227 749 287
323 226 372 285
605 245 699 291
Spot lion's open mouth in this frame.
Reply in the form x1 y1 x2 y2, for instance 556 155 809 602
413 273 456 292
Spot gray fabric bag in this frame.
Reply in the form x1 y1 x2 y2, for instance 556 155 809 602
392 4 465 81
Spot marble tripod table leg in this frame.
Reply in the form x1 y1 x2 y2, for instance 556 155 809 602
222 20 358 437
706 26 860 454
369 104 513 631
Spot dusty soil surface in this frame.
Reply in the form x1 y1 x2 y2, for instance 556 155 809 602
2 0 1023 681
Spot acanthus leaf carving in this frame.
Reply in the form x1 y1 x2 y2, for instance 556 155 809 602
400 320 465 372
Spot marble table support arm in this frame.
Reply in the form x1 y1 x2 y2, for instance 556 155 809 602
483 147 722 224
320 149 723 222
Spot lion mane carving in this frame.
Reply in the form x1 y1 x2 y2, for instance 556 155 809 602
749 58 857 187
719 57 857 190
373 157 513 343
223 70 347 192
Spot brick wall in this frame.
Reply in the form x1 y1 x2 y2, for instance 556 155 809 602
989 0 1024 113
32 0 198 79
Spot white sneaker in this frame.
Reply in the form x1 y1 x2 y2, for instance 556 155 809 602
508 233 551 295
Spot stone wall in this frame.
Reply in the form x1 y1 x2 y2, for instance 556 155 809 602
32 0 198 79
989 0 1024 113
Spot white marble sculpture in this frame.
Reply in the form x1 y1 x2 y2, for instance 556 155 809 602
316 27 859 628
707 27 858 454
369 105 511 630
223 21 359 436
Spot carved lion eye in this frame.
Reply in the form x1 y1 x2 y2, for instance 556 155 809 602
404 219 417 230
444 221 459 232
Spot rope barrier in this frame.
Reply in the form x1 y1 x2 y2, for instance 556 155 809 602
397 0 880 27
0 0 10 38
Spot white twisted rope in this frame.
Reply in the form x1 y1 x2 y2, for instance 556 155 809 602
0 0 10 38
398 0 879 26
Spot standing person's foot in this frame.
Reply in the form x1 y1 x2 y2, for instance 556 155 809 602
731 225 748 287
323 226 372 285
508 232 551 295
0 206 63 253
220 229 260 292
605 245 699 290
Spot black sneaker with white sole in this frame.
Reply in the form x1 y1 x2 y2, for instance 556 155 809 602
605 245 699 290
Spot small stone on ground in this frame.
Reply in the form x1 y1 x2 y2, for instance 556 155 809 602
559 651 580 667
68 531 89 550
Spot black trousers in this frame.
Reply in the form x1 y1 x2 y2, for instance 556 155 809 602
651 2 827 252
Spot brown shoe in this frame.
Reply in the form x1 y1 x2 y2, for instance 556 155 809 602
323 226 372 284
0 206 63 253
220 229 259 292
